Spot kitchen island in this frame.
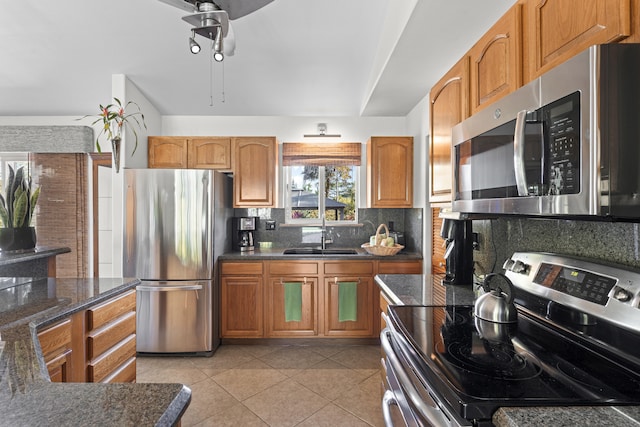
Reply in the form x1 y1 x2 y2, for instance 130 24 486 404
0 276 191 426
374 274 640 427
0 246 71 277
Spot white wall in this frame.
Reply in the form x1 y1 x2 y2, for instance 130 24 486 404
405 94 431 273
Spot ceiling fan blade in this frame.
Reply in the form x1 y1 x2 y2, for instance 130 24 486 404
157 0 198 13
211 0 274 20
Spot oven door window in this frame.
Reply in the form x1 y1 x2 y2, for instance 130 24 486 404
455 119 544 201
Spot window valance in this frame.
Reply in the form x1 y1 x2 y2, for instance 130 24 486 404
282 142 361 166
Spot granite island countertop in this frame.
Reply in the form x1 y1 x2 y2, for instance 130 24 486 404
373 273 640 427
0 276 191 426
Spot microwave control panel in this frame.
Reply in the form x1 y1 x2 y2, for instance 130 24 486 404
544 91 581 195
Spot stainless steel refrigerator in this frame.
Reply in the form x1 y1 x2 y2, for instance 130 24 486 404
123 169 232 355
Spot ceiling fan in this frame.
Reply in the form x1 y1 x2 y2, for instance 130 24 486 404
158 0 274 60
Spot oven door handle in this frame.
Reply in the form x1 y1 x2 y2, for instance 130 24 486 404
514 109 529 196
382 390 399 426
380 328 454 427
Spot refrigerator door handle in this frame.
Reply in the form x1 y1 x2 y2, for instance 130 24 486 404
137 284 203 292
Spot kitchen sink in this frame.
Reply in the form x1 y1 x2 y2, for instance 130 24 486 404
282 248 358 255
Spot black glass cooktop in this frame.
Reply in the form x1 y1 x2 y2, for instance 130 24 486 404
388 305 640 421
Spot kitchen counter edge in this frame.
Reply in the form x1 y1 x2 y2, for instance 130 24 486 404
220 248 423 260
1 277 191 427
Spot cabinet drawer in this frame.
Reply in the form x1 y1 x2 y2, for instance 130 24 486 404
377 261 423 274
221 262 263 275
324 261 374 275
101 357 137 383
87 311 136 359
87 290 136 330
38 319 72 356
88 334 136 383
269 261 318 275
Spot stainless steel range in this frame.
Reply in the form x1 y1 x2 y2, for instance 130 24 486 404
381 252 640 426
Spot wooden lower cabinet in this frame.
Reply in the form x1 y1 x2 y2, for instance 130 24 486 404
37 288 137 383
38 319 74 383
221 259 409 339
220 262 263 338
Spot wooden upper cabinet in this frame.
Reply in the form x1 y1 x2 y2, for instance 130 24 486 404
367 136 413 208
469 4 522 114
524 0 631 81
187 137 232 169
233 137 277 207
149 136 232 169
429 57 469 205
148 137 189 168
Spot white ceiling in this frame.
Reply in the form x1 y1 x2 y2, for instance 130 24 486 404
0 0 514 118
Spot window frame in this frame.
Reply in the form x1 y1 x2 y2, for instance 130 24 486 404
284 164 359 225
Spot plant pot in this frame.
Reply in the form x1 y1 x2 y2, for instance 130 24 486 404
112 137 122 173
0 227 37 251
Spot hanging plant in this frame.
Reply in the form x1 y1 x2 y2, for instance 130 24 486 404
79 97 147 154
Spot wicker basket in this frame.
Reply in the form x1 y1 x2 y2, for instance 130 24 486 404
361 224 404 256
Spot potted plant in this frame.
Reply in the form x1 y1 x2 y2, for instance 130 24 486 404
80 97 147 172
0 165 41 251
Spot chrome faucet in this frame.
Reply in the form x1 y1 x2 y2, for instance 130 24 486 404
320 214 332 250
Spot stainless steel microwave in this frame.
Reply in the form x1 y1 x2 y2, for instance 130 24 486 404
451 44 640 219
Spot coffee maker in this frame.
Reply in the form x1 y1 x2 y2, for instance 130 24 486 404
232 217 256 252
440 218 474 285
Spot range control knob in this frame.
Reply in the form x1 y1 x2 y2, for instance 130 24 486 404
512 261 529 274
503 259 515 270
613 288 632 302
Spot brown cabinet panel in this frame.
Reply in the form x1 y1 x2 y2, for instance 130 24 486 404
221 275 263 337
187 137 232 169
524 0 631 81
233 137 277 207
470 4 522 114
38 319 73 383
324 261 374 276
221 262 263 275
87 290 136 330
377 260 423 275
87 311 136 359
88 334 136 383
266 277 318 336
148 137 189 168
324 276 374 337
367 136 413 208
101 357 136 384
429 57 469 204
269 261 318 276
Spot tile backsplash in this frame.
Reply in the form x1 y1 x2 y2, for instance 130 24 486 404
233 208 423 252
473 216 640 275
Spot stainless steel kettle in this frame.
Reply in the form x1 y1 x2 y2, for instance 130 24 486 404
474 273 517 323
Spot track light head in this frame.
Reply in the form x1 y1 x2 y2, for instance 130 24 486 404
213 27 224 61
189 30 201 54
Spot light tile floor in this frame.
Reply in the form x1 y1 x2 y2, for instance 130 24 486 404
137 344 384 427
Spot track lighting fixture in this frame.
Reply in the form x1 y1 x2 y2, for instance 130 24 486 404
213 28 224 62
189 30 201 54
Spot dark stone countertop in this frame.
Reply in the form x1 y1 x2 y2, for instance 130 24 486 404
0 276 191 427
374 273 476 305
0 246 71 266
374 274 640 427
219 247 423 261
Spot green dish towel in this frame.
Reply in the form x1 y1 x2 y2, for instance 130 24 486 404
284 282 302 322
338 281 358 322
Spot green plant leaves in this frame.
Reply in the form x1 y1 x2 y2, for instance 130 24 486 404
1 165 40 228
